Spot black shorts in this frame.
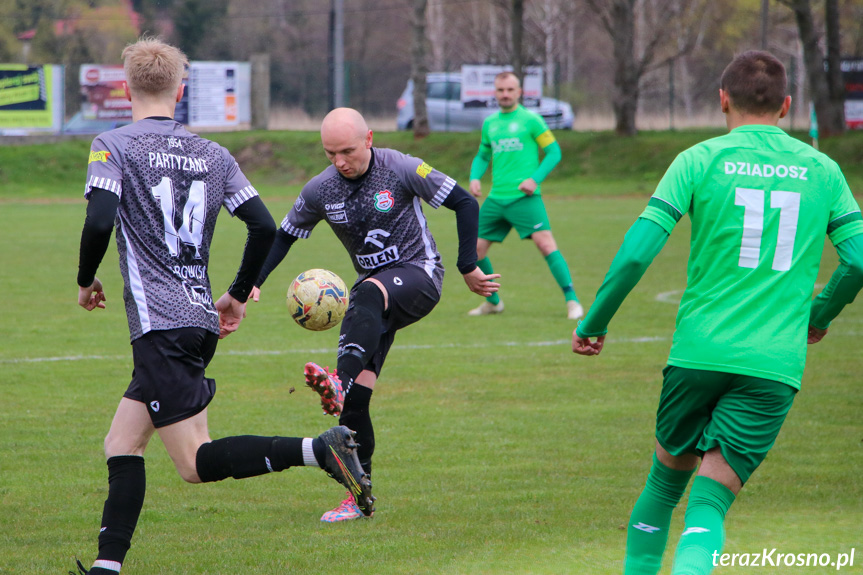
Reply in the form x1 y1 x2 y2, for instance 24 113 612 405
125 327 219 428
340 264 441 376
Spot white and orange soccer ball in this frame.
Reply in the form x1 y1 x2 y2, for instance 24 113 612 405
286 269 349 331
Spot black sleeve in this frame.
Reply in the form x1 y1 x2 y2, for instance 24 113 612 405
77 188 119 287
227 196 277 302
256 228 299 288
441 183 479 274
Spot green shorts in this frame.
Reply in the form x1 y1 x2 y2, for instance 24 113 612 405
656 366 797 484
478 195 552 242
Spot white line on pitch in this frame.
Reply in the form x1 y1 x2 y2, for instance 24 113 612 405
0 336 671 365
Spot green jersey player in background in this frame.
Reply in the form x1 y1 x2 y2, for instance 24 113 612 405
573 51 863 575
467 71 583 319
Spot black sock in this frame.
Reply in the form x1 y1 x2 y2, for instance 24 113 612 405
339 385 374 475
96 455 146 567
195 436 306 482
337 282 386 391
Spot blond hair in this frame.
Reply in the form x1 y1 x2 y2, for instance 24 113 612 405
121 37 188 97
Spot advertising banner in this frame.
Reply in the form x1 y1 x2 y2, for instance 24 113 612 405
0 65 62 131
460 65 543 108
842 58 863 130
79 64 132 120
186 62 240 128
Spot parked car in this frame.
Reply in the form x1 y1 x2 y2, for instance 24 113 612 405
396 72 574 132
63 112 131 134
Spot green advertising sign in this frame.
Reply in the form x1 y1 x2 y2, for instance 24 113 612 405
0 65 53 129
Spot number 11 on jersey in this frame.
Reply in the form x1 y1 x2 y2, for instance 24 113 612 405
735 187 800 272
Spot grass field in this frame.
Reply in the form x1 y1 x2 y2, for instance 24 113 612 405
1 130 862 574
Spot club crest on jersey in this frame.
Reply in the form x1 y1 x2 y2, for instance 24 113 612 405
89 150 111 163
374 190 394 212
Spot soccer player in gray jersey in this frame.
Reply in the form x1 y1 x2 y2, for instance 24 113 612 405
72 38 372 575
253 107 500 521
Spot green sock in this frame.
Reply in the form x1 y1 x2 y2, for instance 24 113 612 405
544 250 578 302
670 476 736 575
624 453 695 575
477 257 500 305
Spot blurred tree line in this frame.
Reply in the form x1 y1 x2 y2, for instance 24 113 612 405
1 0 861 132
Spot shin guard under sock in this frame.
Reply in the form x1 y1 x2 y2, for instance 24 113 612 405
337 281 386 390
339 384 374 475
96 455 146 568
671 476 736 575
195 436 307 482
476 257 500 305
624 454 694 575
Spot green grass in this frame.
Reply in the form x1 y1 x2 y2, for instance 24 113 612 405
1 132 862 574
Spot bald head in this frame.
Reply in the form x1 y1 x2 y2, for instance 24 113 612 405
321 108 373 179
322 108 369 140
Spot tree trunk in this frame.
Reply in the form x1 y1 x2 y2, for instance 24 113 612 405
824 0 846 134
785 0 842 137
411 0 430 139
612 0 639 135
510 0 524 83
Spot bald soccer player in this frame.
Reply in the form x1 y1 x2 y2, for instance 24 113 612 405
252 108 499 521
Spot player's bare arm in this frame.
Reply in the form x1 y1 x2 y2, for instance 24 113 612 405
78 277 106 311
463 267 501 297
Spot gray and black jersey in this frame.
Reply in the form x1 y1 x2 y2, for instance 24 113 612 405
282 148 456 293
84 118 259 341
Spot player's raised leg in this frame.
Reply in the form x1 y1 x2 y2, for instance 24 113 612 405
305 279 386 417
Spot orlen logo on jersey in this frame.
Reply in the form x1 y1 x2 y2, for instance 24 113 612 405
89 151 111 163
357 229 400 269
374 190 394 212
357 246 400 269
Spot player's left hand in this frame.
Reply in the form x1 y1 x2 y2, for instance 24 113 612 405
78 278 106 311
215 292 247 339
463 267 501 297
807 325 828 344
518 178 538 196
572 332 605 356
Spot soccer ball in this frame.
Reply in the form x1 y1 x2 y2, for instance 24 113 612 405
286 269 349 331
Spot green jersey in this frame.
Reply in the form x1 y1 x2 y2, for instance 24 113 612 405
640 125 863 388
474 105 558 202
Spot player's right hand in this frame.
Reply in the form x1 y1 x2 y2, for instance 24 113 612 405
78 278 106 311
250 286 261 302
215 292 246 338
469 179 482 197
572 333 605 356
463 267 500 297
807 325 828 344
